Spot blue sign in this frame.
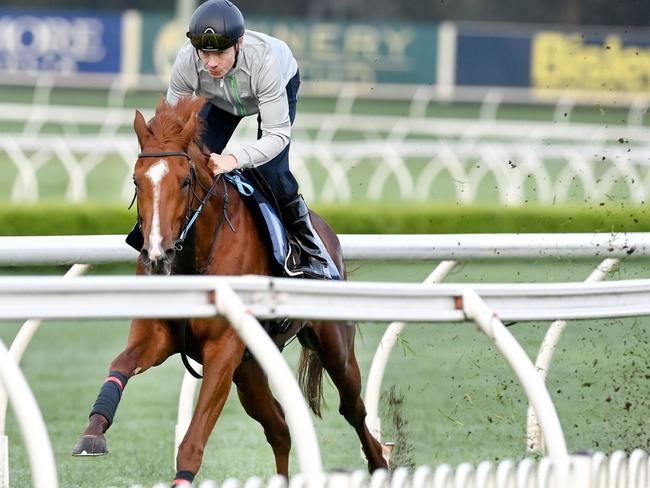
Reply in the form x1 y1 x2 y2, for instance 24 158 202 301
0 8 122 74
456 31 531 87
455 24 650 94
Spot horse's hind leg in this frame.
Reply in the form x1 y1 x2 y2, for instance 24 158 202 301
305 322 388 472
233 358 291 476
72 318 176 456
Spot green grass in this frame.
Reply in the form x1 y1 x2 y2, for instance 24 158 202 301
1 259 650 486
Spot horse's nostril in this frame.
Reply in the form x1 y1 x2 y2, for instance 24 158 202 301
141 248 175 276
165 248 176 262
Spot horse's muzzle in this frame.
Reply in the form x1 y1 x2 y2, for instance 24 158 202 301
140 248 176 275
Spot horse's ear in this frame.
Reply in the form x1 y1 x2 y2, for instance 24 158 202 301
180 110 197 144
133 110 150 149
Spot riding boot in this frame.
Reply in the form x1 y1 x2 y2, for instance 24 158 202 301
281 195 330 279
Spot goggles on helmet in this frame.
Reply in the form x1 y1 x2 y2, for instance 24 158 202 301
186 29 236 51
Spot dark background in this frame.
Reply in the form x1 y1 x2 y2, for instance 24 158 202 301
2 0 649 26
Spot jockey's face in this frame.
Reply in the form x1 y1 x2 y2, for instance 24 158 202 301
198 39 241 79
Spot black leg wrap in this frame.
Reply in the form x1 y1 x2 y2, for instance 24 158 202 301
173 470 195 486
90 371 129 426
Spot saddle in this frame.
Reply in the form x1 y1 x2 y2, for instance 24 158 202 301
232 168 340 280
228 168 337 360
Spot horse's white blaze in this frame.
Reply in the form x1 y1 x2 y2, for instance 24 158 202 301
145 160 169 260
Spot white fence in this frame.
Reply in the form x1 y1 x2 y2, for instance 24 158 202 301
3 275 650 487
2 80 649 204
2 233 650 487
148 449 650 487
2 232 649 265
5 134 650 204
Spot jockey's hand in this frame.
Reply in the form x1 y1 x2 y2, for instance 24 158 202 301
209 153 239 175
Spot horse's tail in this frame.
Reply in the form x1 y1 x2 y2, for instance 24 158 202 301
298 347 325 418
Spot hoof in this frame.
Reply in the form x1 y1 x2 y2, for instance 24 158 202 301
71 435 108 456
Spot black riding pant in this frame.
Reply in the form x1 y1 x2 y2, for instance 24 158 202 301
199 70 300 205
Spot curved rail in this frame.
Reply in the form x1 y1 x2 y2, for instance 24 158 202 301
525 257 621 453
3 233 650 480
0 339 57 488
8 275 650 473
363 260 457 444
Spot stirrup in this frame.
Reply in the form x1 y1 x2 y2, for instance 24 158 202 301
284 246 330 279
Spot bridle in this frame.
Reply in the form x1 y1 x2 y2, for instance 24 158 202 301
134 149 234 380
134 150 228 251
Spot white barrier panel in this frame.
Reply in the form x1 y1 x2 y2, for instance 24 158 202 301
2 232 650 265
135 449 650 488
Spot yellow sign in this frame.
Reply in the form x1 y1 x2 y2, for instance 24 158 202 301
532 32 650 93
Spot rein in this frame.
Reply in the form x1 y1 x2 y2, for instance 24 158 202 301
136 150 224 251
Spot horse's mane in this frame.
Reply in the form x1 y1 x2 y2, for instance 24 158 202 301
148 96 208 164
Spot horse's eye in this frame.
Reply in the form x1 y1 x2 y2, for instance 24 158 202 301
182 178 191 188
132 177 139 188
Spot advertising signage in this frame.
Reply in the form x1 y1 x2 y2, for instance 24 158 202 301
139 14 438 85
456 32 531 87
0 8 122 74
246 18 438 85
3 8 649 96
455 23 650 94
531 31 650 93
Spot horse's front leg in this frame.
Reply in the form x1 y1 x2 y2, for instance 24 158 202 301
72 318 177 456
174 320 245 487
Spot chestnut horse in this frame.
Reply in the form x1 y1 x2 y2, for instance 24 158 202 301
72 96 387 485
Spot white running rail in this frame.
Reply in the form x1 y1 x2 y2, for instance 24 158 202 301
0 339 57 488
3 233 650 485
2 99 650 204
3 134 648 205
2 232 650 468
0 264 88 488
2 232 650 266
6 277 650 453
7 276 650 483
525 257 621 454
135 448 650 487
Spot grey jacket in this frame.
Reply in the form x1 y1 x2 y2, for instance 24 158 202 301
167 30 298 169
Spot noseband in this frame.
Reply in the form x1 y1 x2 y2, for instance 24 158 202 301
136 150 224 251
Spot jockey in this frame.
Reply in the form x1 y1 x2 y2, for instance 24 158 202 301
167 0 329 280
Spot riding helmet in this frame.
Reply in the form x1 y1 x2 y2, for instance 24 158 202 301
186 0 245 51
